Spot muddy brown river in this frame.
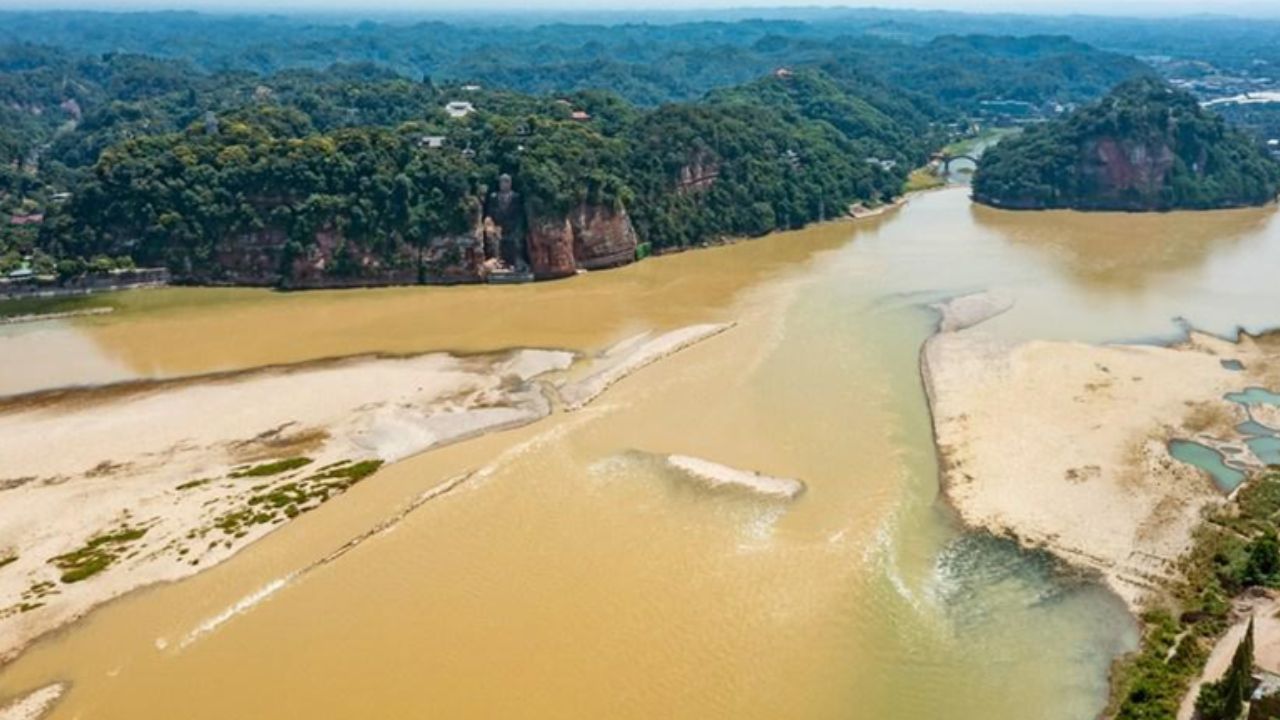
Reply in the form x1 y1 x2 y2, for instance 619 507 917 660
3 188 1280 718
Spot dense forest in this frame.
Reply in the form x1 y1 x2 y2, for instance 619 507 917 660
0 11 1151 108
47 67 926 282
0 14 1153 285
3 59 930 283
973 77 1280 211
2 8 1275 79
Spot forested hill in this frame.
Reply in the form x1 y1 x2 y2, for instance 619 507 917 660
973 77 1280 211
0 11 1148 108
0 18 1151 287
30 66 925 286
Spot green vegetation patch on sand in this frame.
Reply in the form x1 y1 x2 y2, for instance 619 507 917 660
48 526 148 583
215 459 384 537
311 460 384 484
230 457 313 478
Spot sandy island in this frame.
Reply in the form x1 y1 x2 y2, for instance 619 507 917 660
0 348 572 667
0 684 63 720
665 454 806 500
558 323 734 410
0 323 731 685
923 292 1280 610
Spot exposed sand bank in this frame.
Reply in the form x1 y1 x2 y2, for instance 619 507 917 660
0 320 732 682
0 684 63 720
848 196 908 220
923 292 1280 611
558 323 734 410
665 454 806 499
0 349 571 666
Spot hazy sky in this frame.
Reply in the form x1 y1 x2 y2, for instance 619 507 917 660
1 0 1275 17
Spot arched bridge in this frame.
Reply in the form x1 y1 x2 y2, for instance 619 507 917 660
932 152 979 173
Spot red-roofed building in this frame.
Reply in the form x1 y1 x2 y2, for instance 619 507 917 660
9 213 43 226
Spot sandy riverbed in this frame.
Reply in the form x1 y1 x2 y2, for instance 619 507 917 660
0 683 62 720
0 324 730 673
923 293 1280 611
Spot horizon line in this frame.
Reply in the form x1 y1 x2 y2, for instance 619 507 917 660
0 4 1277 22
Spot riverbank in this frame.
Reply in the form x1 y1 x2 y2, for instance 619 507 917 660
1 196 913 320
0 269 168 302
644 194 908 259
0 324 730 671
1177 590 1280 720
922 293 1280 717
922 292 1280 611
1 184 1242 720
0 307 113 326
1106 466 1280 719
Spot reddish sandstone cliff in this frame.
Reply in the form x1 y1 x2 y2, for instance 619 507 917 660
1080 137 1178 206
571 204 639 271
200 200 634 287
526 202 639 279
522 203 637 279
525 214 578 280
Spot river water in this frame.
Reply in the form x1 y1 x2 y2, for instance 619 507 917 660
3 188 1280 718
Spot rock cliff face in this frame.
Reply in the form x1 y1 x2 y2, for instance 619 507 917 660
526 214 578 280
519 204 640 280
420 231 487 285
1085 137 1179 202
487 173 638 280
194 194 636 288
209 228 424 288
979 136 1183 211
285 228 420 289
526 203 639 279
211 229 288 286
571 204 640 270
676 151 721 194
1016 136 1185 211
